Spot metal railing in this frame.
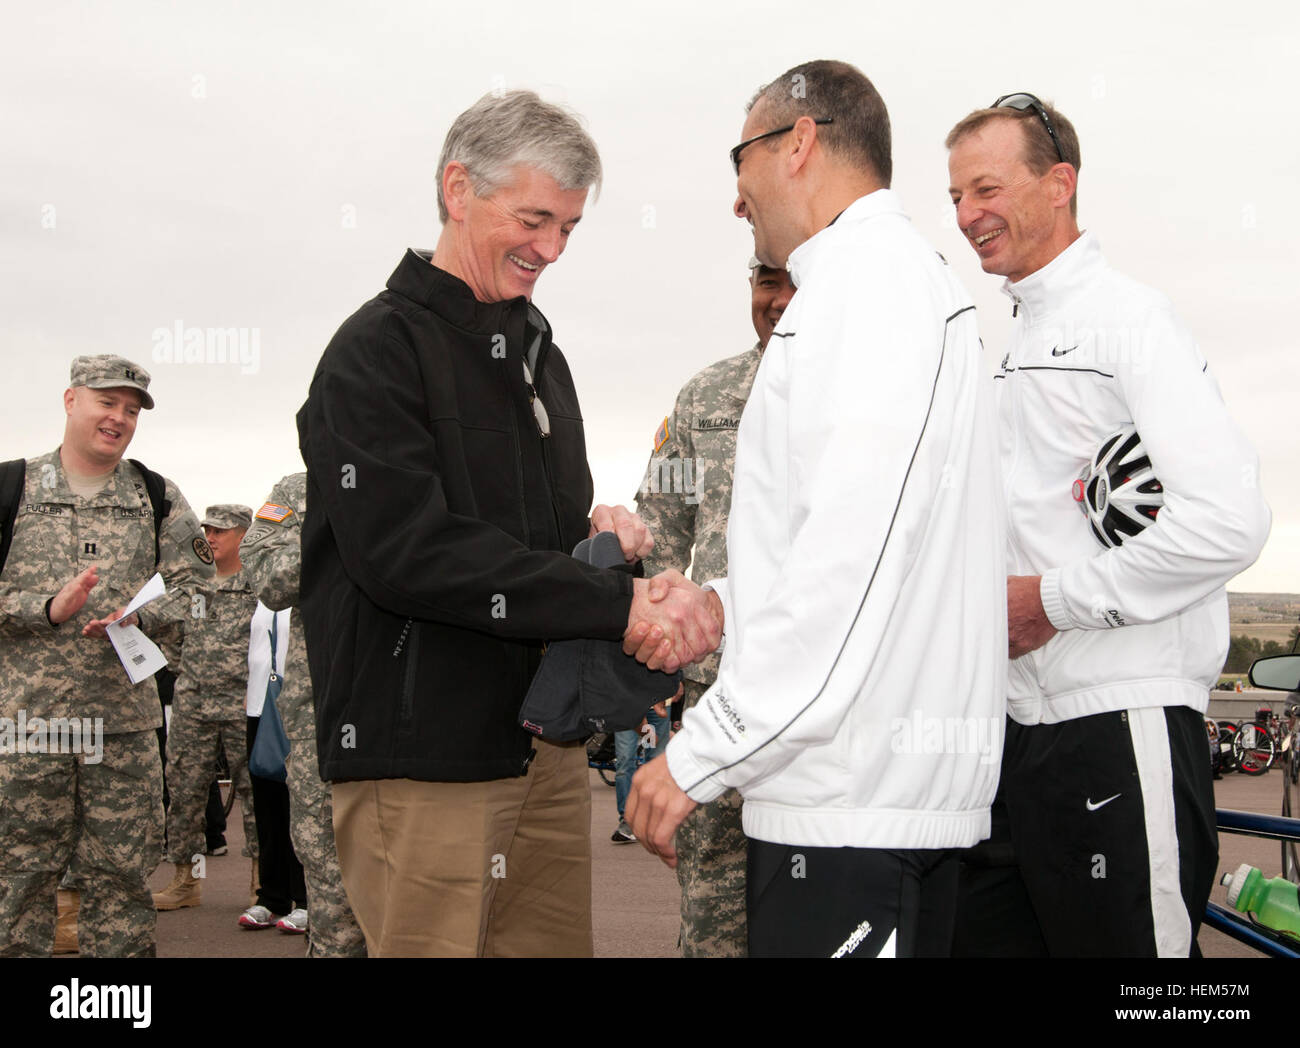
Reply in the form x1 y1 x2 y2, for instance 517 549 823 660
1205 808 1300 958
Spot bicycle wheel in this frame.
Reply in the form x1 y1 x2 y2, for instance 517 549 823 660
220 777 237 817
1217 723 1239 774
598 766 616 787
1234 723 1275 776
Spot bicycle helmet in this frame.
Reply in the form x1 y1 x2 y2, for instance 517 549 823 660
1071 424 1164 549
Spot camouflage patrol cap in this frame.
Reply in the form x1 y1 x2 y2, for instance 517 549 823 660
69 354 155 409
202 504 254 530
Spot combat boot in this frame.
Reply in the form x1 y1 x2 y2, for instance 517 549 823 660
54 889 79 954
152 862 201 910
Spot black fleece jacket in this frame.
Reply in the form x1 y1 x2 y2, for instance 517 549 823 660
297 249 633 782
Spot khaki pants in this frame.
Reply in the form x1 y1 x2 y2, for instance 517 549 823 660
331 738 591 957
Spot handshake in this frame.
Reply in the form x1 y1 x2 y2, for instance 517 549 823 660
624 570 724 674
588 504 723 674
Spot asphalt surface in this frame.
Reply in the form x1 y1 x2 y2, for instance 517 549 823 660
140 762 1291 958
147 767 678 958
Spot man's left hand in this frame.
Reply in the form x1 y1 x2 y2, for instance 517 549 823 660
590 504 654 562
624 755 697 869
83 607 139 638
1007 575 1056 658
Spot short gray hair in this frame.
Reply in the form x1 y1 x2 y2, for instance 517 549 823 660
436 90 602 223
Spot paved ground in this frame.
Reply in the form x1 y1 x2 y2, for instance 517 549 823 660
147 767 679 957
141 762 1290 957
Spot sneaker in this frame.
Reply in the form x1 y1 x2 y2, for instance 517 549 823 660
238 904 278 929
277 907 309 934
610 820 637 844
205 841 228 856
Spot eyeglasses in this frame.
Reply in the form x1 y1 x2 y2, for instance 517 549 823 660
730 117 833 174
522 359 550 438
992 93 1065 165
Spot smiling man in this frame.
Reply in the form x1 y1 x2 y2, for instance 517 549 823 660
296 90 713 957
945 95 1270 956
0 355 213 956
625 61 1007 958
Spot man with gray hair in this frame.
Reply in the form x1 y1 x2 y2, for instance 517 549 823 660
296 90 718 957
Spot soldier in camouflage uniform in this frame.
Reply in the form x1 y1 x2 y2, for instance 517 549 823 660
153 504 261 911
635 260 795 957
240 473 366 956
0 355 214 957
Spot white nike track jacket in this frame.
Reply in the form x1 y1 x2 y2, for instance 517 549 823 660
665 190 1008 850
995 232 1271 725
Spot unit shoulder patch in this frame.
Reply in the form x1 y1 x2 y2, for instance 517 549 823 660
193 536 214 564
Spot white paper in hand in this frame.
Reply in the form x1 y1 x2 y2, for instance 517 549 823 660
120 572 166 619
107 622 167 684
107 572 169 684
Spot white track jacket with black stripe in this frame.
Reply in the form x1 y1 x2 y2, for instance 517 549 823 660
995 231 1271 726
664 190 1008 850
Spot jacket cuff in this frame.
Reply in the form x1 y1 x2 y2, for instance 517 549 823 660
665 734 728 805
701 577 728 654
18 593 61 633
1039 569 1073 631
604 568 635 638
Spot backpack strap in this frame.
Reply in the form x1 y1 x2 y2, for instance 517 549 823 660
0 458 27 577
127 459 171 567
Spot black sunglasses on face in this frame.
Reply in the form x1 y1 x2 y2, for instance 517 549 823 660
730 117 834 174
992 92 1065 165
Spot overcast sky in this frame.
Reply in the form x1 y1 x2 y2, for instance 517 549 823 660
3 0 1297 591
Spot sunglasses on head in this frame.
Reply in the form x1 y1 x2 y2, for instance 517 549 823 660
992 92 1065 164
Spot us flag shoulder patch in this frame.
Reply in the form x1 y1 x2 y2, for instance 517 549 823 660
255 502 293 523
653 417 670 453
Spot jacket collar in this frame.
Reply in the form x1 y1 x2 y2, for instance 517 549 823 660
786 188 907 287
1001 230 1103 324
386 249 552 336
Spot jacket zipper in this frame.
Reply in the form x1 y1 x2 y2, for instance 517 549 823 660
533 340 566 546
1004 291 1028 575
397 619 420 723
499 305 532 545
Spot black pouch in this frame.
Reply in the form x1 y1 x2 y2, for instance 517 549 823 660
518 531 681 741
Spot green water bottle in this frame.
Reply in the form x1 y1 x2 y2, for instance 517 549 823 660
1221 863 1300 937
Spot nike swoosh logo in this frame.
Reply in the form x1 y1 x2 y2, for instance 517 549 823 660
1086 793 1121 811
1051 345 1078 357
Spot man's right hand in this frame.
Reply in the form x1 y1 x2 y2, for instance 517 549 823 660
623 570 723 673
48 566 100 626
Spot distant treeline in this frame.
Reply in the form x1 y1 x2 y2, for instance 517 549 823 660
1224 628 1300 674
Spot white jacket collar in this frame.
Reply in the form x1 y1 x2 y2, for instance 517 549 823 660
787 188 906 286
1001 230 1103 323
